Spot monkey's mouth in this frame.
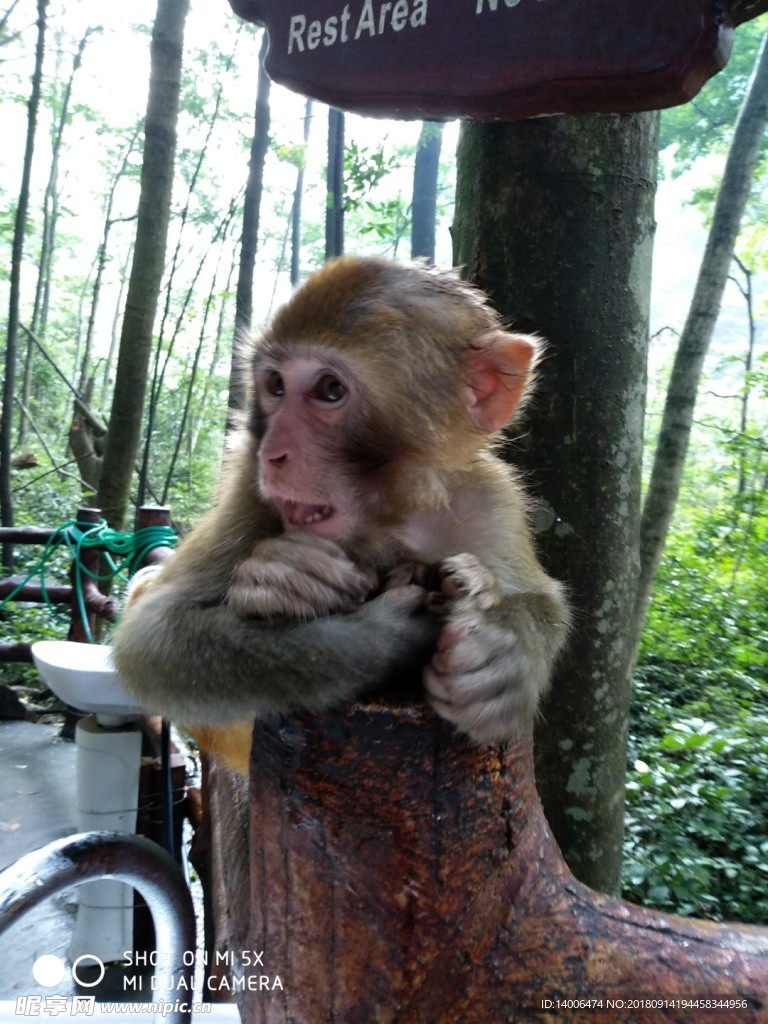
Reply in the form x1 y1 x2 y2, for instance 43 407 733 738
282 500 334 529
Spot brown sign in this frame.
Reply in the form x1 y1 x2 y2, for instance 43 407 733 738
227 0 762 120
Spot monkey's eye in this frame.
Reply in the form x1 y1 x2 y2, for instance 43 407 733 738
264 370 285 397
313 374 347 404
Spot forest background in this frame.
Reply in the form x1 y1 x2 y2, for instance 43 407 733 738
1 0 767 924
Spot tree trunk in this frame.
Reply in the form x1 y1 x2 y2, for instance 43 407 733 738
0 0 22 36
453 112 659 894
191 259 234 458
31 29 93 328
209 702 768 1023
96 0 189 530
101 244 132 406
20 16 81 448
68 377 102 493
325 108 344 260
635 31 768 639
410 121 443 262
140 54 235 503
0 0 48 569
228 29 271 420
290 98 313 288
163 204 237 502
80 129 140 392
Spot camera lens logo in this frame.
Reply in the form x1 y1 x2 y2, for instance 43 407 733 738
32 953 106 988
32 955 66 988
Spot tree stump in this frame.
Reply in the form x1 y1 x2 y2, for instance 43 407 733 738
209 699 768 1022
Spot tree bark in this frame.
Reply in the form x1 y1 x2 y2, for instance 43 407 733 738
1 0 48 568
209 703 768 1023
325 108 344 260
229 29 271 420
635 31 768 641
453 113 659 894
96 0 189 530
290 98 313 289
410 121 443 262
80 130 140 392
20 26 89 447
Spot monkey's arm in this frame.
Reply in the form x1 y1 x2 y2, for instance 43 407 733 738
113 581 439 726
402 461 571 743
423 554 570 743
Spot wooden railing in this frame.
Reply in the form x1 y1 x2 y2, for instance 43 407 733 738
0 505 173 660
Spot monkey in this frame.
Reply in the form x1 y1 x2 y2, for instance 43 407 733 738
113 256 570 772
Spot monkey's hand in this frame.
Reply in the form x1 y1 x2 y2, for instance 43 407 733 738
423 554 566 744
228 534 377 621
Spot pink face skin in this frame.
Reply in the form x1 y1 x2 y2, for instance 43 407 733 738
255 354 361 542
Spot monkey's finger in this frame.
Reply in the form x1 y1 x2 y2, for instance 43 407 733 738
427 679 532 743
307 566 374 604
433 619 482 655
237 556 374 605
429 621 521 682
278 552 376 602
437 567 471 600
437 554 501 610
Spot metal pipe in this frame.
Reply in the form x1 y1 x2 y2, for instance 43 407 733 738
0 831 196 1024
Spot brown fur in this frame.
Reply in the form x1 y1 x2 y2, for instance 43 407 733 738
114 257 570 772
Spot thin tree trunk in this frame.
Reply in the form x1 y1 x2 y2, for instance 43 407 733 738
139 53 236 505
141 195 238 503
454 112 659 895
96 0 189 531
1 0 48 569
411 121 443 263
101 242 132 406
325 108 344 260
635 31 768 642
21 28 95 447
32 29 94 331
80 131 140 391
191 256 235 457
0 0 22 36
163 203 238 501
290 98 312 288
228 29 271 421
732 255 755 497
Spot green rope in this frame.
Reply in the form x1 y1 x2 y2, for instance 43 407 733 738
1 518 178 644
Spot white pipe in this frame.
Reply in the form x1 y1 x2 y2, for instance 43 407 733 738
69 715 142 963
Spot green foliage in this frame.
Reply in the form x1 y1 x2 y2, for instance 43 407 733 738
628 404 768 922
344 139 398 212
660 16 768 173
274 142 308 173
341 138 424 256
625 705 768 922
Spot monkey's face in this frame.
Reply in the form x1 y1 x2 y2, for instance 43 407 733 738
252 350 370 543
248 257 540 556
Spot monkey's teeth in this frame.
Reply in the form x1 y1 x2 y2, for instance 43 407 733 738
284 501 333 527
303 507 331 524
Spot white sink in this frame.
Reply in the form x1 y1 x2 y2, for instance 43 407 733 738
32 641 144 726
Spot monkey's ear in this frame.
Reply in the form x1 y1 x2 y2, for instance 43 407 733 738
463 331 536 432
